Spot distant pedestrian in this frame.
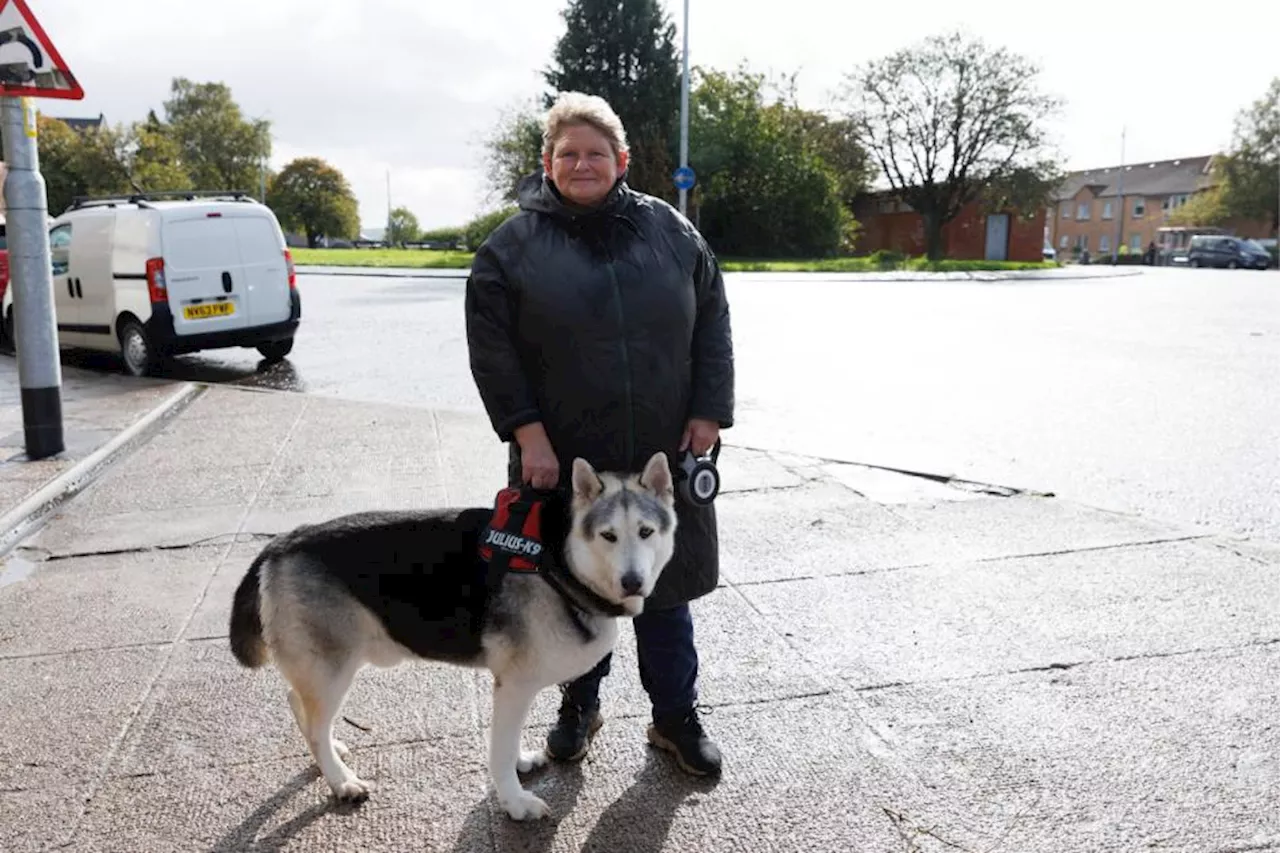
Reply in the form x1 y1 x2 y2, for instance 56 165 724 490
464 91 734 777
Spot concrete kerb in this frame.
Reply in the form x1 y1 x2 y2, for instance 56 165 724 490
0 382 206 559
296 264 1145 282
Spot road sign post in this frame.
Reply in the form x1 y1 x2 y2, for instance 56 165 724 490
0 0 85 460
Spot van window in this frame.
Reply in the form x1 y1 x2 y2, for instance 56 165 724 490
49 224 71 275
164 218 240 270
232 216 282 264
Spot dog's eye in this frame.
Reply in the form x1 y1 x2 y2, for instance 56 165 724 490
600 531 618 543
638 526 653 539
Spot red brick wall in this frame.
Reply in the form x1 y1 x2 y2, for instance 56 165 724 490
855 199 1045 261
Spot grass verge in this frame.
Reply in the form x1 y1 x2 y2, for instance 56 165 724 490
291 248 1060 274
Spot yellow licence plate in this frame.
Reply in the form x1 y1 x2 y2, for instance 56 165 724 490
183 301 235 320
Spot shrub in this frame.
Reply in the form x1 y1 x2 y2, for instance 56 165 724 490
463 206 519 250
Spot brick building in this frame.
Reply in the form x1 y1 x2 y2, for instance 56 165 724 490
852 191 1046 262
1046 155 1273 259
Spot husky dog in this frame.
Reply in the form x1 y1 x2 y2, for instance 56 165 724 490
228 452 676 821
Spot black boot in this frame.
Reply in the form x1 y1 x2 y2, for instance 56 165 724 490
647 706 722 776
545 690 603 762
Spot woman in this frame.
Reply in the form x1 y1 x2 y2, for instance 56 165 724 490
464 91 734 777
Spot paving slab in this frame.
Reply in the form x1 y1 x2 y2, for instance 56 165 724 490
114 637 483 778
70 738 493 853
0 644 166 789
0 546 225 658
741 538 1280 688
851 646 1280 852
716 480 1196 586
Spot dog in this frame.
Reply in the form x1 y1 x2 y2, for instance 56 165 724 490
228 451 677 821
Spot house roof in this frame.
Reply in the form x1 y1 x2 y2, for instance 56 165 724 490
1053 155 1217 201
52 113 105 132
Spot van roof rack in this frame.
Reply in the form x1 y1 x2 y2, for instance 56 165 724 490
67 190 257 212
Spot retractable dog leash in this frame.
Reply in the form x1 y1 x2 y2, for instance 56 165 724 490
676 439 722 507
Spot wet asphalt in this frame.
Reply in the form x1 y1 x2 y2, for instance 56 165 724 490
43 265 1280 543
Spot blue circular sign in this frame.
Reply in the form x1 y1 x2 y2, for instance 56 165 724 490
673 166 696 191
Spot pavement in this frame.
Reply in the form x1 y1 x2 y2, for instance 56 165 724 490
1 359 1279 852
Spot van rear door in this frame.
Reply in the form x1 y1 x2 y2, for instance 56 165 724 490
225 211 291 327
161 211 250 337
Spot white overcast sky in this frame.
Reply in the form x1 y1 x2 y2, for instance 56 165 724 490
21 0 1280 230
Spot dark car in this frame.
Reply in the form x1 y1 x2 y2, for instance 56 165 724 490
1187 234 1272 270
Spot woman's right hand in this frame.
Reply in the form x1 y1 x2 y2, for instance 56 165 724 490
514 422 560 489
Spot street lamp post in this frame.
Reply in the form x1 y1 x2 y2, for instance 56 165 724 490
678 0 690 217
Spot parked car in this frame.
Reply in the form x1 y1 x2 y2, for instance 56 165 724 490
1186 234 1272 270
1 192 301 376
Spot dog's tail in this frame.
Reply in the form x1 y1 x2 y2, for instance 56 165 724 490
229 549 270 668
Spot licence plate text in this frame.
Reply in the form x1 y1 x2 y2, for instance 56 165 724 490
183 302 235 320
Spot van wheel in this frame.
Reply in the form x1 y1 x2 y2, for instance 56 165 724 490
257 337 294 363
1227 260 1239 270
119 319 159 377
1 308 13 355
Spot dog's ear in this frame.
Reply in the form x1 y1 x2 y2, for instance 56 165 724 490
571 457 604 500
639 451 673 497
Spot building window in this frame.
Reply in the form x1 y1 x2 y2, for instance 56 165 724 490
1162 194 1190 213
1099 235 1111 254
1059 234 1068 248
1077 202 1090 220
1061 203 1071 219
1130 234 1142 252
1103 201 1113 219
1133 198 1146 217
1075 235 1089 251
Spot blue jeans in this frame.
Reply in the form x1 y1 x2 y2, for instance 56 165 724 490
563 603 699 720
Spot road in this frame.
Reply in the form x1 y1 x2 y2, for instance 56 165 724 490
44 265 1280 543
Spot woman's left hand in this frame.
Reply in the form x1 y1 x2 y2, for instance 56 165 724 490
680 418 720 457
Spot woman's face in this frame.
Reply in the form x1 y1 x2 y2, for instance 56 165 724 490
544 123 629 207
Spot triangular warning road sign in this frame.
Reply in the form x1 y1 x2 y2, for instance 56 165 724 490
0 0 83 100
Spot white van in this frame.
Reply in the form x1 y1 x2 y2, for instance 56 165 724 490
1 191 301 376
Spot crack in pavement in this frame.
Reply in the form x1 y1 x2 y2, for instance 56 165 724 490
850 637 1280 693
726 534 1220 588
17 532 275 564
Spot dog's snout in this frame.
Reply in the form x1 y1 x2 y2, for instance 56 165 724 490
620 572 644 595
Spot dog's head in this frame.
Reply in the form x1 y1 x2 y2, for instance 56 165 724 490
565 452 677 616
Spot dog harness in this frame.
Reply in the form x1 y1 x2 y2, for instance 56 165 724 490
480 487 628 640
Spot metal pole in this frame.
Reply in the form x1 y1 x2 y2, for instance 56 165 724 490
2 97 63 460
678 0 689 217
1114 126 1125 263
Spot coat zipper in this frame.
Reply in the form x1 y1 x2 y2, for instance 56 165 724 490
602 243 635 463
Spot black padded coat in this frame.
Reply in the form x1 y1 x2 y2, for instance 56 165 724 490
464 172 735 609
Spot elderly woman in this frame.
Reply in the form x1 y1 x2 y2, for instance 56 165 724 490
464 91 735 777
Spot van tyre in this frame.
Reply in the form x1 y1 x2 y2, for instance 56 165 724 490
257 337 294 363
119 319 160 377
1 307 13 355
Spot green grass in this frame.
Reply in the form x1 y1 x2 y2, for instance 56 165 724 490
291 247 1059 274
290 247 475 268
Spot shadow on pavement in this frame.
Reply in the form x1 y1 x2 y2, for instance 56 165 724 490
210 766 342 852
580 752 720 853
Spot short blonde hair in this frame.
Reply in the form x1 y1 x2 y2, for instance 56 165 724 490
542 91 629 158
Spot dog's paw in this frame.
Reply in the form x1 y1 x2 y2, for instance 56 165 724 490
333 739 350 760
499 790 550 821
333 778 373 803
517 749 549 774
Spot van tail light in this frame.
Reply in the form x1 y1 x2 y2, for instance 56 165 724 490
145 257 168 303
284 249 297 290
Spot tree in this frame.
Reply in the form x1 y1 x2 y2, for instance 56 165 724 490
35 115 88 215
839 31 1063 259
543 0 681 201
163 78 271 192
690 66 851 258
1168 182 1228 228
481 99 545 205
266 157 360 247
1218 78 1279 235
386 206 421 245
